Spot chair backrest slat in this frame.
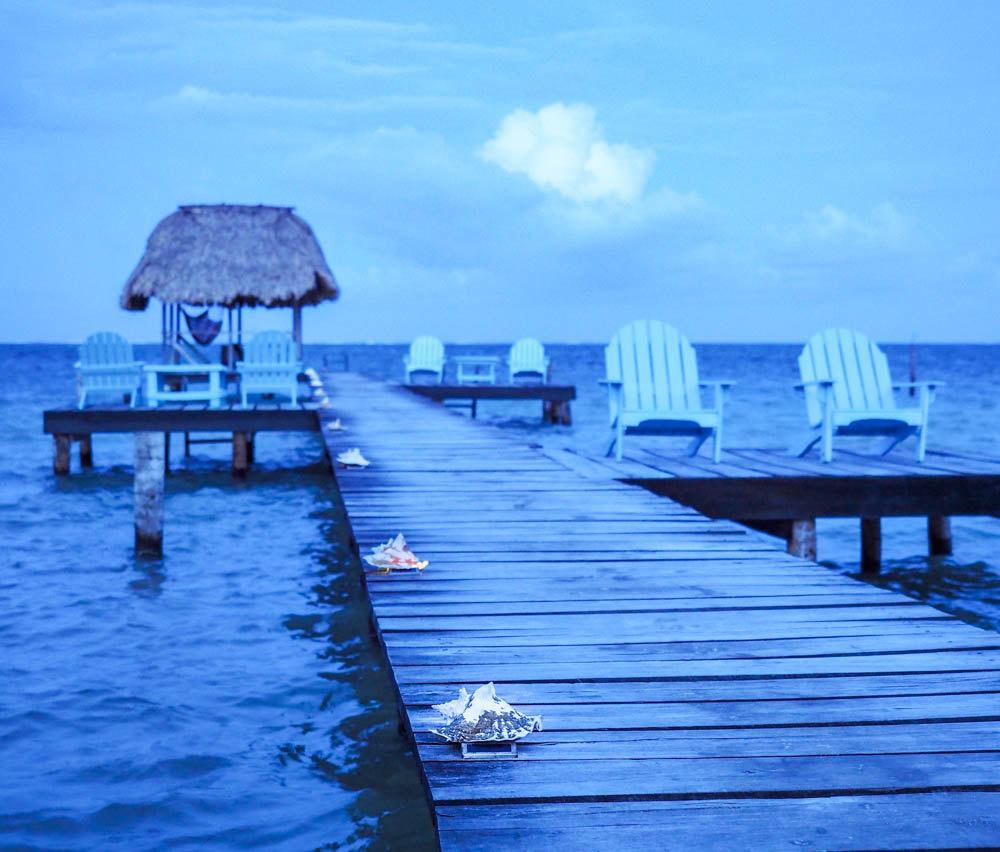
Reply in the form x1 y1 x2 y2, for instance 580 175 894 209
799 328 895 426
245 330 296 364
606 320 702 412
509 338 544 371
409 335 444 368
80 331 134 366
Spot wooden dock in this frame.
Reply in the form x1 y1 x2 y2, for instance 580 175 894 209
403 383 575 423
323 373 1000 851
43 401 320 475
540 444 1000 572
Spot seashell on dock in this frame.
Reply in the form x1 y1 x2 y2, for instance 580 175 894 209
363 533 427 572
326 418 345 431
431 682 542 743
336 447 369 467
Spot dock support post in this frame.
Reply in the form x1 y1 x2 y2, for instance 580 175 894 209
164 432 171 474
928 514 952 556
134 431 165 556
861 517 881 574
787 519 816 561
53 435 71 475
79 434 93 468
233 431 249 477
247 433 255 465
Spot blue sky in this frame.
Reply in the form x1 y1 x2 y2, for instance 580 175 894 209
2 1 997 342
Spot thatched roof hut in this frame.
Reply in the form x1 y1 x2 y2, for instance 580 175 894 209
120 204 338 310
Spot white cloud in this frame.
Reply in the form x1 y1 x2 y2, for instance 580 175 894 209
480 102 654 204
792 202 911 247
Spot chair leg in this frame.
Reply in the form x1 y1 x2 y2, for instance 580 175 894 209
876 431 908 456
615 421 624 462
685 431 709 457
916 424 927 463
605 435 617 458
795 433 821 457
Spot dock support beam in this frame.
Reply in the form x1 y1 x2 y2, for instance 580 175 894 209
861 517 882 574
134 431 165 556
53 435 71 475
928 514 952 556
79 435 93 468
543 400 572 425
233 431 250 477
787 519 816 561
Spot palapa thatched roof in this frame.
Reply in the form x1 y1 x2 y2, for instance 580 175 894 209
120 204 338 310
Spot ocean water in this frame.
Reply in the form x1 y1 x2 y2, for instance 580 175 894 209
3 342 999 850
0 345 436 851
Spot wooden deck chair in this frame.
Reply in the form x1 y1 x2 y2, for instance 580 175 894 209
508 338 550 384
75 331 143 409
404 335 445 383
602 320 733 463
796 328 941 463
236 331 302 407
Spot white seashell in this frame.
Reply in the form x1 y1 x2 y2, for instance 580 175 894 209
317 398 331 408
363 533 427 572
336 448 369 467
431 683 542 743
326 418 345 431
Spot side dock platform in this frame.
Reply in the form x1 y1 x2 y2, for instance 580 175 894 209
324 373 1000 851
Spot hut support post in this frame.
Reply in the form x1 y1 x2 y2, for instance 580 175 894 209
53 435 71 475
787 519 817 560
292 304 303 361
861 517 882 574
134 432 165 556
928 514 952 556
233 431 249 477
79 434 93 468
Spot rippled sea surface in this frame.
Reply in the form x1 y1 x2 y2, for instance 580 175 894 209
1 345 435 851
3 342 1000 850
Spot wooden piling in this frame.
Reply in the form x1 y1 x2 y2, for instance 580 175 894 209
79 434 93 468
53 435 71 475
134 431 165 555
861 517 882 574
786 519 817 560
233 431 249 477
163 432 171 474
928 514 952 556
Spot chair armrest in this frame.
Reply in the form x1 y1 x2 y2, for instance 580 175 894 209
598 379 622 387
794 380 835 390
893 381 944 389
699 380 735 389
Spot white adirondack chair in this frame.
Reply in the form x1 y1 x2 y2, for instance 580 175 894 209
403 336 445 383
796 328 941 463
75 331 143 409
602 320 733 463
236 331 302 407
508 338 549 384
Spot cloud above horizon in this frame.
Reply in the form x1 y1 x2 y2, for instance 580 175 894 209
479 102 654 204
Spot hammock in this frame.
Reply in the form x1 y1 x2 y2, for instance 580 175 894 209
182 308 223 345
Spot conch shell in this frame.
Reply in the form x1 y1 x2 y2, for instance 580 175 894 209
336 448 369 467
363 533 428 573
432 683 542 742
